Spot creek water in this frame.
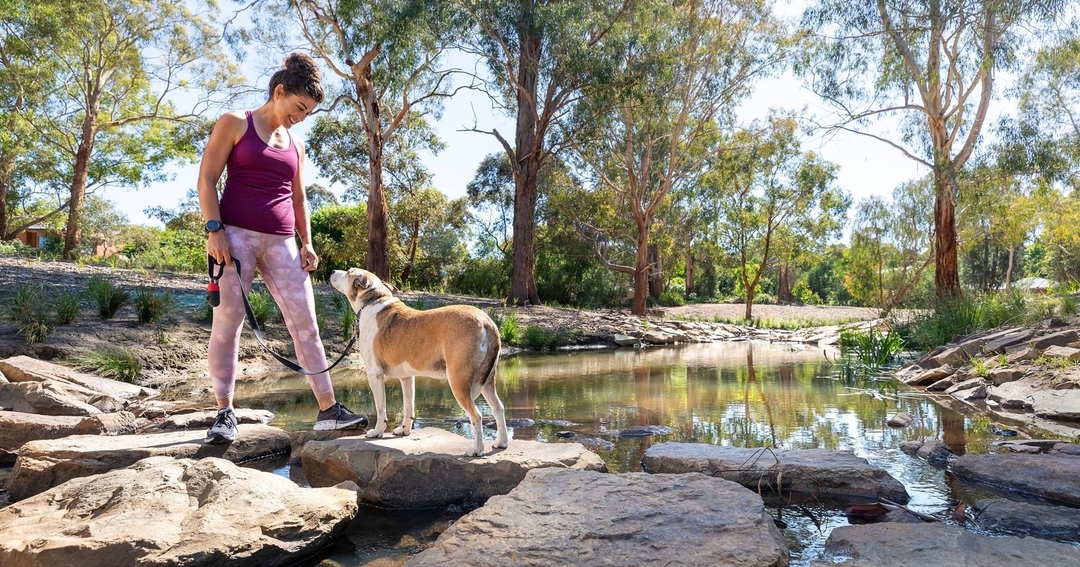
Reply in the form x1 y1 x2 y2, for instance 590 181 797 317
233 341 1022 567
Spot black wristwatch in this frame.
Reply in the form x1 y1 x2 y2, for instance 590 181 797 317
204 219 224 233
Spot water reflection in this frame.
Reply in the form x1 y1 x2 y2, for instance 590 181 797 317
234 342 1012 567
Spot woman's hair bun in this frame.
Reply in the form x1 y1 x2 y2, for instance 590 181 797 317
283 53 322 82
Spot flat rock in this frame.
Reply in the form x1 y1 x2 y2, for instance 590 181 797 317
1042 345 1080 361
988 368 1023 386
950 452 1080 506
905 365 955 386
152 408 275 430
300 427 607 509
1053 442 1080 456
613 334 638 346
0 411 136 451
1030 389 1080 421
899 440 954 467
406 469 789 567
288 429 365 464
928 345 969 367
886 412 913 428
7 425 290 501
0 456 358 567
973 498 1080 542
0 356 150 400
1031 330 1079 350
809 523 1080 567
641 443 908 502
0 380 124 416
983 329 1036 354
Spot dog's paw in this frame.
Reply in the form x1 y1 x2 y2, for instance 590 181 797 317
392 426 411 436
494 437 509 449
365 429 384 439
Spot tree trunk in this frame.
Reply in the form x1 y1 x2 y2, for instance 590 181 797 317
400 217 420 285
360 68 391 281
933 167 961 298
647 244 663 298
777 261 792 303
0 152 13 240
508 3 542 306
632 223 650 316
685 248 695 297
1004 245 1015 292
64 107 99 259
743 272 755 321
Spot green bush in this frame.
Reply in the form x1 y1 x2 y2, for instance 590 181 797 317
844 328 905 369
134 287 173 324
658 290 686 307
498 311 520 344
88 275 129 319
898 291 1029 349
75 347 141 383
54 292 81 325
6 284 53 343
522 325 565 350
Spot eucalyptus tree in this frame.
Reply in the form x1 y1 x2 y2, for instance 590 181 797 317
712 116 847 320
846 179 935 311
799 0 1067 298
269 0 466 280
17 0 240 258
458 0 632 306
957 164 1037 290
568 0 787 316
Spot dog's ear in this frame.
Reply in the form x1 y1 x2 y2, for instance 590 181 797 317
352 273 373 290
383 282 400 295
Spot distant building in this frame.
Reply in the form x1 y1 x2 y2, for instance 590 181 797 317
13 225 56 249
1008 277 1053 294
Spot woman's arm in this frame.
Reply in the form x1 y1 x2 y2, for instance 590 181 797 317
198 111 245 265
292 138 319 272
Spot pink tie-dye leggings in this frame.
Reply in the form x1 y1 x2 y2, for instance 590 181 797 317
208 226 333 401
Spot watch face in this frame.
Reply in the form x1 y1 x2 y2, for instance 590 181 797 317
205 220 223 232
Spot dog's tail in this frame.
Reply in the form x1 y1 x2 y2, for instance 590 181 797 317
479 324 500 386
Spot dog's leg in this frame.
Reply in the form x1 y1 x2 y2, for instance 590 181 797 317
393 375 415 436
481 381 508 450
450 383 486 457
366 372 388 438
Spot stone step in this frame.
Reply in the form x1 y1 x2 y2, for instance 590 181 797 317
642 442 909 502
406 468 789 567
950 452 1080 506
300 427 606 509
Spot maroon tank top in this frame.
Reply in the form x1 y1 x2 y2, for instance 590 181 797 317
219 111 299 235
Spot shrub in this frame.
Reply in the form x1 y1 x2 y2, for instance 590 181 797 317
88 275 129 318
522 325 566 350
248 289 280 327
6 284 53 343
134 287 173 324
657 290 686 307
844 328 905 369
54 292 81 325
498 311 520 344
75 347 141 383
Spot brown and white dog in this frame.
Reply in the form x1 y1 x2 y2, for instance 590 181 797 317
329 268 508 456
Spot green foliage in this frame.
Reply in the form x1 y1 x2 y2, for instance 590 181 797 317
522 325 566 351
657 290 685 307
87 276 129 319
1059 292 1078 316
75 347 141 383
247 289 280 328
54 292 81 325
843 328 905 369
447 254 510 299
497 311 520 345
897 291 1030 349
134 287 172 324
7 284 53 343
310 203 368 281
970 357 990 378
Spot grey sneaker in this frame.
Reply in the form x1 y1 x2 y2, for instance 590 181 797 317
314 402 368 431
206 407 238 444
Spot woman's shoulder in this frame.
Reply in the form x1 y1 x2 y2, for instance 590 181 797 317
213 110 249 143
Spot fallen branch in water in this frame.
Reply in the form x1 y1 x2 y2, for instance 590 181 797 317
878 497 939 522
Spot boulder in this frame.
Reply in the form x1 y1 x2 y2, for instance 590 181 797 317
983 329 1036 354
0 456 358 567
987 368 1023 386
288 429 364 464
899 440 954 467
945 377 985 395
925 377 956 391
0 356 150 400
1030 330 1079 350
905 365 955 386
1030 390 1080 421
0 381 122 416
973 498 1080 541
0 411 136 451
1042 345 1080 361
406 469 789 567
641 443 908 503
1053 442 1080 456
300 427 607 509
809 523 1080 567
1006 347 1039 363
886 412 913 428
928 346 969 368
950 452 1080 506
7 425 290 501
613 334 638 347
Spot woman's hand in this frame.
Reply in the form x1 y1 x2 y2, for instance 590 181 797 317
207 231 231 266
300 243 319 272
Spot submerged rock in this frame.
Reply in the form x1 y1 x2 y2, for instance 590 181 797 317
0 456 358 567
973 498 1080 542
642 443 908 503
300 427 607 509
7 425 290 501
950 452 1080 506
406 469 789 567
810 523 1080 567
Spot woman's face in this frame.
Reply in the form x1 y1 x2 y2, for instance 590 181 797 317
274 86 317 129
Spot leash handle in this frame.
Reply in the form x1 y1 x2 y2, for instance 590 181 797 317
207 255 226 307
224 258 359 376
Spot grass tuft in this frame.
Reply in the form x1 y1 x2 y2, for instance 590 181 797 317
88 275 129 319
75 347 141 383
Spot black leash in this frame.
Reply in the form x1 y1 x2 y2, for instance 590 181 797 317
207 255 362 376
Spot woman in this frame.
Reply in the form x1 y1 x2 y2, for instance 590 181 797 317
197 53 366 443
